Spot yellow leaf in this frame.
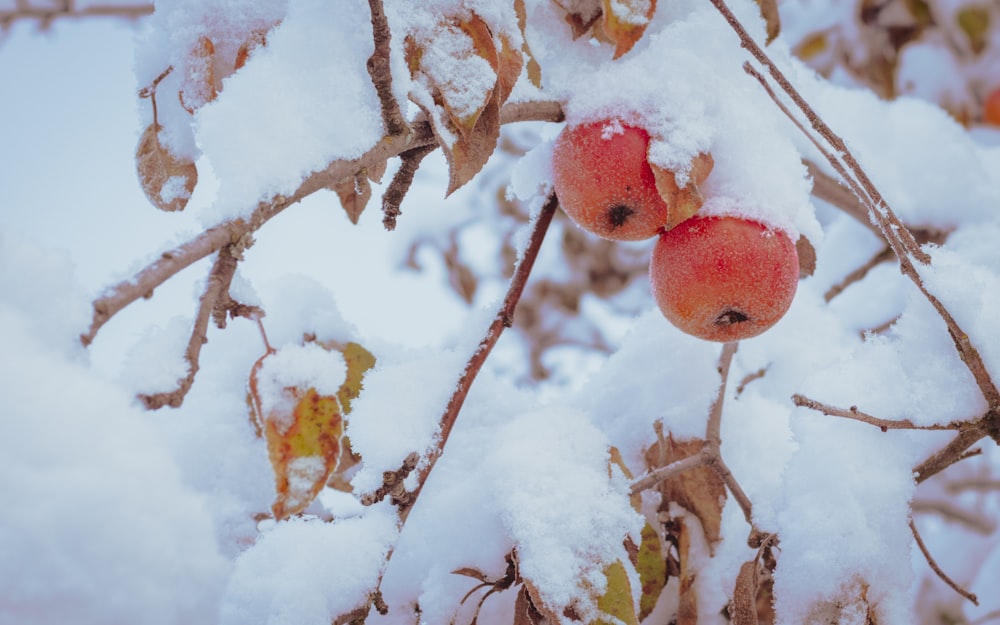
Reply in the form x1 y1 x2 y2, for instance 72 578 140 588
754 0 781 44
595 560 639 625
794 32 828 61
135 123 198 212
248 340 376 518
635 522 667 621
515 0 543 88
601 0 657 59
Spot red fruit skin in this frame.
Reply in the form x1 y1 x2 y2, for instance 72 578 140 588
984 87 1000 126
650 216 799 342
552 121 669 241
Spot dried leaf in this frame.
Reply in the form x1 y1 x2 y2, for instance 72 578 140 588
135 123 198 212
796 236 817 277
514 586 548 625
595 561 639 625
650 152 714 231
601 0 657 59
754 0 781 45
794 32 828 61
179 36 217 114
634 522 667 621
405 12 515 195
454 567 493 583
333 174 372 224
248 340 376 517
730 561 759 625
514 0 543 88
235 28 269 70
645 434 726 551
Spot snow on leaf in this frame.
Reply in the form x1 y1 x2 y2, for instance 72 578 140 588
248 340 374 519
234 28 271 71
135 122 198 212
405 10 523 195
601 0 657 59
178 36 218 114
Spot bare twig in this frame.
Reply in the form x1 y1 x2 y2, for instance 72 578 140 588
405 193 560 518
137 247 239 409
1 2 152 29
914 429 990 484
382 145 436 231
81 100 566 349
804 160 874 232
735 365 768 397
360 194 559 619
365 0 408 137
792 395 960 431
629 452 709 496
823 246 894 302
911 500 997 535
946 479 1000 493
910 518 979 605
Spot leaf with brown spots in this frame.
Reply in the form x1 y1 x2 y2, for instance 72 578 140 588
135 123 198 212
248 339 376 517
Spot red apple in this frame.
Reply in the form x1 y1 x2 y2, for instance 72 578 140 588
649 215 799 342
552 120 670 241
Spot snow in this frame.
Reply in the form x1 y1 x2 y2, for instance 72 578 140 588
254 342 348 431
2 0 1000 624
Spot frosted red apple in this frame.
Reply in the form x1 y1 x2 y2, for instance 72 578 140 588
649 216 799 342
551 120 670 241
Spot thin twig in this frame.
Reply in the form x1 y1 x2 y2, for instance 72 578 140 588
910 518 979 605
703 343 755 527
735 365 768 397
911 500 996 535
137 248 239 409
365 0 408 137
405 193 560 519
382 145 436 231
914 429 990 484
0 3 152 28
81 100 566 348
361 194 559 618
823 246 893 302
946 479 1000 493
629 452 709 496
792 395 960 431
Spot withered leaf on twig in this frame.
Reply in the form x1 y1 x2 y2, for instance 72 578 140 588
406 12 524 195
600 0 658 59
645 434 727 550
135 123 198 212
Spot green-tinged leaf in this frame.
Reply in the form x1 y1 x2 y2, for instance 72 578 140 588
595 560 639 625
635 522 667 621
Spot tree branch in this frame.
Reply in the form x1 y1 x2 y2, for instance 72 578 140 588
81 100 566 349
914 428 989 484
910 518 979 605
382 144 437 231
365 0 408 137
0 2 152 28
792 394 960 431
137 247 239 409
629 452 709 496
